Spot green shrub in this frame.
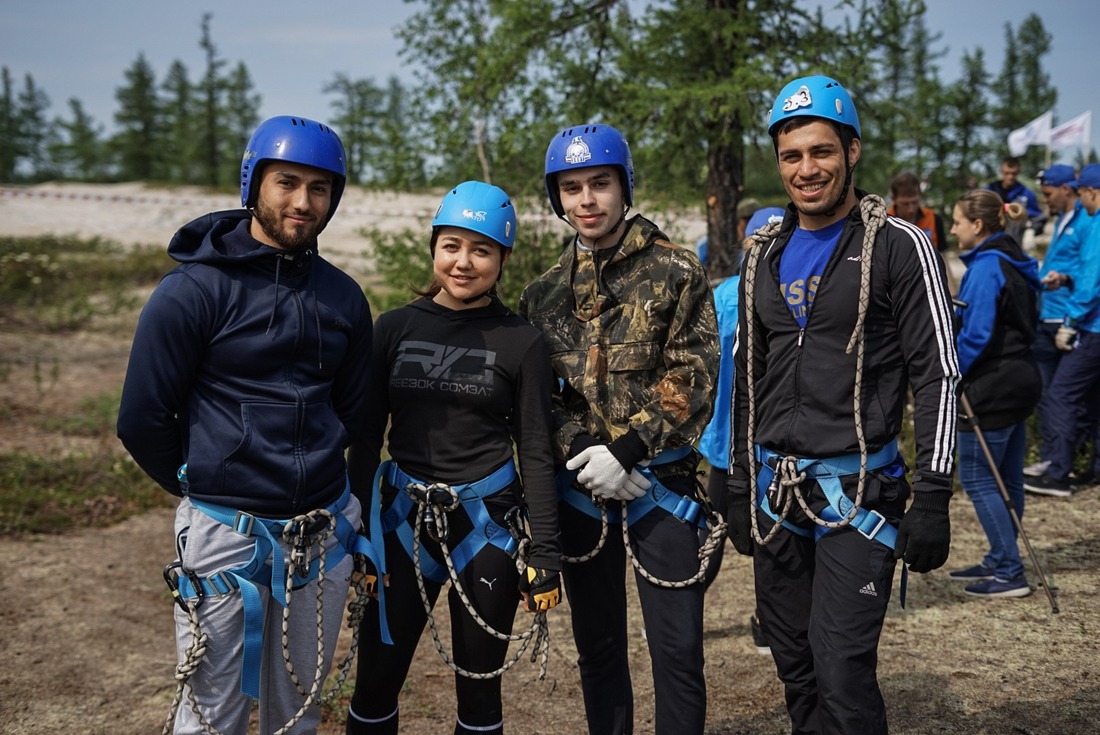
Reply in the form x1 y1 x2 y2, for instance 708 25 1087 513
0 235 173 330
0 451 172 534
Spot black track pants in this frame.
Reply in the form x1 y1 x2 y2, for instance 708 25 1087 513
560 473 706 735
347 486 521 735
751 475 906 735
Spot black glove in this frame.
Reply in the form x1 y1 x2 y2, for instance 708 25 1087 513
894 488 952 573
726 491 754 556
519 567 562 612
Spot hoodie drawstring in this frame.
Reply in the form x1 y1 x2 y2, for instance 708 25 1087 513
266 255 283 335
310 254 323 370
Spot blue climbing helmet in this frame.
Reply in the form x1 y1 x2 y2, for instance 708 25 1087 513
240 116 347 223
544 124 634 217
431 181 517 251
768 75 861 139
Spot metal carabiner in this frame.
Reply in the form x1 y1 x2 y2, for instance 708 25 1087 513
163 561 203 612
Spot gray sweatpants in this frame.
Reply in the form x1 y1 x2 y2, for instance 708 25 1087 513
171 495 361 735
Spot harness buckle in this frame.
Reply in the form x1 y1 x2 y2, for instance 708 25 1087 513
857 510 888 541
232 510 256 536
206 570 236 597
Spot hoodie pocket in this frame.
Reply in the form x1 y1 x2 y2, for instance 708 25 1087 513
221 402 301 494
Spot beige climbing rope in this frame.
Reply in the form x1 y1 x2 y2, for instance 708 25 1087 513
162 506 375 735
742 195 888 546
406 481 550 681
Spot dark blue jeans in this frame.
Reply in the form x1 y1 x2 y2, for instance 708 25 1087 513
1045 330 1100 481
958 422 1026 580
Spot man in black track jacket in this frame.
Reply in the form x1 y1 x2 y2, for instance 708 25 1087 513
725 75 960 735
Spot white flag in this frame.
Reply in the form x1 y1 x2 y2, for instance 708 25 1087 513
1050 111 1092 151
1007 110 1053 156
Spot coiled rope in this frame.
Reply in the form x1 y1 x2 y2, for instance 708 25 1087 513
162 507 375 735
742 195 888 546
407 482 550 681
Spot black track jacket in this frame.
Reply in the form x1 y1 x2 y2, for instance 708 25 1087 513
729 193 960 495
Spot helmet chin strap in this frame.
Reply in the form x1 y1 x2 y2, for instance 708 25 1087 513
460 255 508 305
567 206 630 250
821 148 855 218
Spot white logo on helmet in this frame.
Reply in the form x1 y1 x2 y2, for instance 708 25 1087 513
462 208 488 222
782 85 813 112
564 136 592 165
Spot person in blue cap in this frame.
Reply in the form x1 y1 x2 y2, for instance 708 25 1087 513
118 116 373 734
726 75 961 734
1022 164 1097 494
1025 163 1100 497
344 181 562 735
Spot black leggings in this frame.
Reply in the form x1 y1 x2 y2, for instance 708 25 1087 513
347 486 523 735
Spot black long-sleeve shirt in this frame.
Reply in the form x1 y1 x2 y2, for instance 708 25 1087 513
348 297 560 569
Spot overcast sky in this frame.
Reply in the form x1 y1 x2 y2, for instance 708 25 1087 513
3 1 1095 163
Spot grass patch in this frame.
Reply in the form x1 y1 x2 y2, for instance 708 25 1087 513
0 451 172 534
0 234 173 331
38 388 122 436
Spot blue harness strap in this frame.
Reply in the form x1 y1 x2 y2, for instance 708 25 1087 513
178 484 367 698
374 460 519 585
557 445 707 528
754 440 900 548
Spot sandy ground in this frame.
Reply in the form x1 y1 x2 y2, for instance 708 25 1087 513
1 182 1093 735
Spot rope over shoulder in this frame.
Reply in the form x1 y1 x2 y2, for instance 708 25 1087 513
742 196 889 547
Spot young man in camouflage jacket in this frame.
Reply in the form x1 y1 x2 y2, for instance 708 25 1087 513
519 124 718 735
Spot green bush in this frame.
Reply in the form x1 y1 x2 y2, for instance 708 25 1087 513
0 235 173 330
0 451 171 534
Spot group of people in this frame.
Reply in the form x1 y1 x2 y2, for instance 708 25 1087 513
877 154 1100 600
116 72 1090 735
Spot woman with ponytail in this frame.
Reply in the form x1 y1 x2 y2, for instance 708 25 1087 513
948 189 1042 598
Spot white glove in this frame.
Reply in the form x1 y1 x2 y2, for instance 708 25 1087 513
1055 326 1078 351
566 445 630 500
613 468 651 501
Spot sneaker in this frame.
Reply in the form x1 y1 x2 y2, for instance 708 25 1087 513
963 576 1032 598
948 563 995 581
1024 474 1072 497
1023 460 1051 478
1070 470 1096 488
749 614 771 655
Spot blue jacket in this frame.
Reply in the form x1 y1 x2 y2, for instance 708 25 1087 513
1039 201 1092 321
956 233 1041 430
117 210 373 515
986 180 1043 223
698 275 739 469
1064 212 1100 332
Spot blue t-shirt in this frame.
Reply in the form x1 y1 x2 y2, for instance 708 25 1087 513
778 219 845 328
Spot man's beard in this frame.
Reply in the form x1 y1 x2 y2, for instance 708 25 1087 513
253 200 326 253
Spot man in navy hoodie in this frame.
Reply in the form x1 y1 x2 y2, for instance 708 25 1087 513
117 116 373 735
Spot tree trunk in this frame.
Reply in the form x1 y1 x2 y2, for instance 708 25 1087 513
704 135 744 280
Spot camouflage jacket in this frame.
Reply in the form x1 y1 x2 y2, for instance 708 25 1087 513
519 215 719 462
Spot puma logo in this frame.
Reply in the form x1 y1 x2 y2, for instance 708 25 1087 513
480 577 497 590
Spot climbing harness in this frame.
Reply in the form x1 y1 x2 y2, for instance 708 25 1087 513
558 445 728 587
740 196 897 549
377 460 551 680
161 482 387 735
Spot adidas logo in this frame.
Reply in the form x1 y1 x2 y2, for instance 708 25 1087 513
847 256 862 262
858 581 878 597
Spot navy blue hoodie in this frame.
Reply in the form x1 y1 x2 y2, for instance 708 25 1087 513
117 210 372 516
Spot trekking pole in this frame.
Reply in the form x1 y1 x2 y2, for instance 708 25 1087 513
958 392 1059 613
